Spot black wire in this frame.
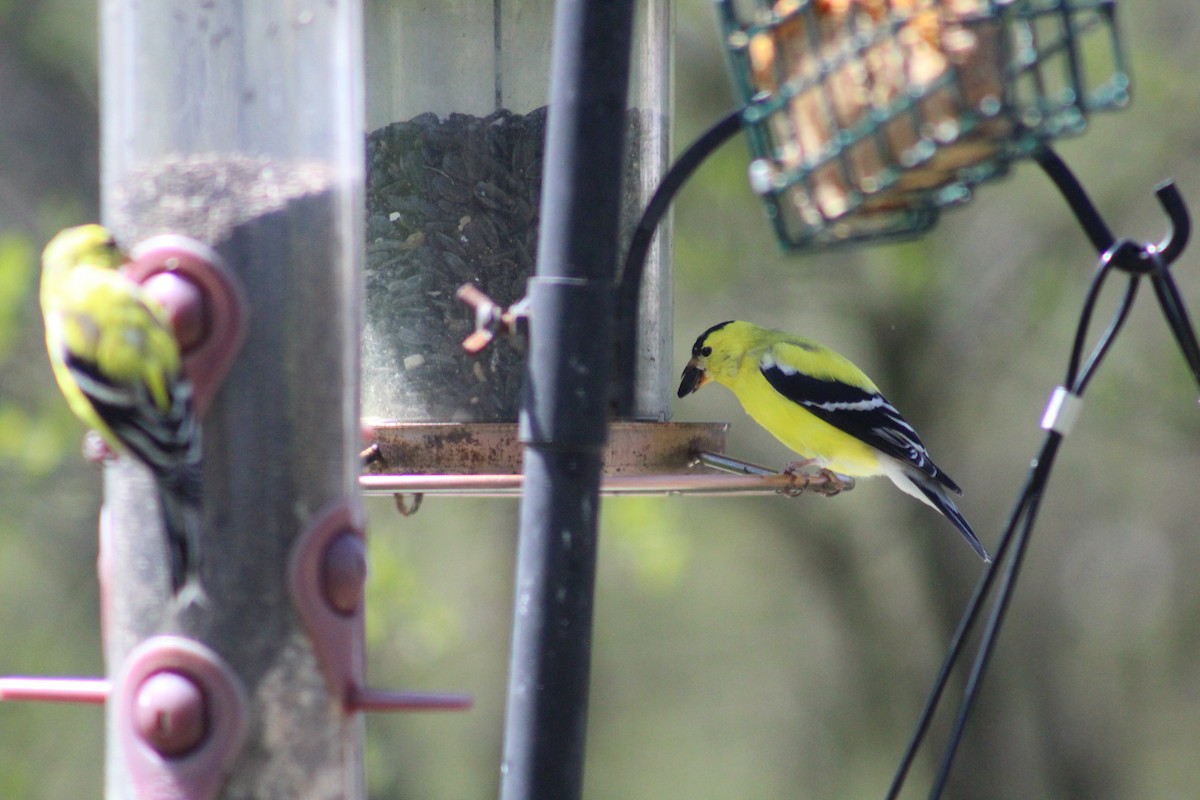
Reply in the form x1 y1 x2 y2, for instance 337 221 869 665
882 437 1050 800
886 259 1129 800
927 438 1059 798
1150 269 1200 390
926 238 1143 795
889 146 1198 799
612 107 745 416
1066 239 1143 389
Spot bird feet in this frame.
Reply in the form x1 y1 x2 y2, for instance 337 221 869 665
779 460 847 498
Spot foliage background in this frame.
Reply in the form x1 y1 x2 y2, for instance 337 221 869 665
2 1 1200 798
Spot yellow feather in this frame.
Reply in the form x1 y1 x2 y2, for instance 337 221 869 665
41 224 209 591
40 225 183 443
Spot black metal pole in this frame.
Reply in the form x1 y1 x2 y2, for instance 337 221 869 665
498 1 635 798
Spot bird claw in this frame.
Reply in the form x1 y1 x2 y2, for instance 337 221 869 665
816 469 847 497
779 460 815 497
779 461 846 498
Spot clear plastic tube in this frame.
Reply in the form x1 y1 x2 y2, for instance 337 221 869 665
361 0 673 422
99 3 365 793
101 0 364 492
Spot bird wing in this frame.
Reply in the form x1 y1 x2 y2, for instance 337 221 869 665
55 274 201 499
758 341 960 494
63 350 201 496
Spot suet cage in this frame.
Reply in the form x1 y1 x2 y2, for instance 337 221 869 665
717 0 1129 249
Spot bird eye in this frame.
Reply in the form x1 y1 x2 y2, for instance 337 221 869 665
700 346 712 357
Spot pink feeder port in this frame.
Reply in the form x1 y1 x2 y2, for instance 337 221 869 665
289 499 472 715
140 272 206 353
133 670 208 758
125 235 249 416
322 531 368 617
115 636 247 800
288 499 368 708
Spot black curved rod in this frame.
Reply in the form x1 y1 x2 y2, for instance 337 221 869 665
1034 145 1191 274
612 107 745 416
1031 145 1114 255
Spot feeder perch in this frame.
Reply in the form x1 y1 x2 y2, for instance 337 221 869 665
718 0 1130 249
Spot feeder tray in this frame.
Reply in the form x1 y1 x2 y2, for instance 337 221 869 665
718 0 1130 250
360 421 852 497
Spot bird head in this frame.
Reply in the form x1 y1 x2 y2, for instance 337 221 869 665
677 320 736 398
41 225 127 278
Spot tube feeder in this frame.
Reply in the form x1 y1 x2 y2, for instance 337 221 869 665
358 0 770 496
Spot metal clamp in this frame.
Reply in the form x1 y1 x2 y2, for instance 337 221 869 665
1040 386 1083 437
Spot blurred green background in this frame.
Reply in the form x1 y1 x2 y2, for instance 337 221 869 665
3 1 1200 798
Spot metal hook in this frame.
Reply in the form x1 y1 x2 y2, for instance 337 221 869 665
1033 146 1193 272
1150 181 1190 265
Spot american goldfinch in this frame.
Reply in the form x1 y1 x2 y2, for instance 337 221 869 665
678 320 989 562
40 224 203 592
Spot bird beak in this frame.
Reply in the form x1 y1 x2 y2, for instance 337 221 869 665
677 359 708 398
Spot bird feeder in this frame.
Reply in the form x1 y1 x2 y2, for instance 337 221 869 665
0 3 469 798
360 0 790 493
718 0 1130 249
362 0 673 421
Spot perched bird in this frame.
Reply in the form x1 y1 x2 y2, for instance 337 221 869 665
40 224 203 593
678 320 989 561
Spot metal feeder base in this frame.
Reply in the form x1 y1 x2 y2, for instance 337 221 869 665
360 421 852 497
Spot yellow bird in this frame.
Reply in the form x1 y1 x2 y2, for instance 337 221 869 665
40 224 203 592
678 320 989 561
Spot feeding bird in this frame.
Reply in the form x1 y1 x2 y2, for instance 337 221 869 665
40 224 204 593
677 320 989 561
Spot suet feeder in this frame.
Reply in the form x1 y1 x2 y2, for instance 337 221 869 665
359 0 780 494
718 0 1130 249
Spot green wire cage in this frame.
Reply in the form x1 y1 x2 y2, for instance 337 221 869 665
717 0 1130 250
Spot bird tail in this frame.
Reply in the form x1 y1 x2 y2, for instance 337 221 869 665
156 461 206 601
888 466 991 562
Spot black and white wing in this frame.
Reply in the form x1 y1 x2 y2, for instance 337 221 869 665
758 349 961 495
